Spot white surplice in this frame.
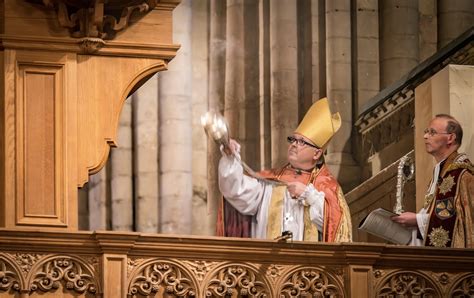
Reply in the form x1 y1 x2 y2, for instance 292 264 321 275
218 151 325 241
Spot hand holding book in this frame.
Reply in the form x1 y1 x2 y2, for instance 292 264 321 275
358 208 413 245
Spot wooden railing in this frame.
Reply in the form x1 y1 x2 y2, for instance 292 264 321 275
347 151 416 243
0 229 473 297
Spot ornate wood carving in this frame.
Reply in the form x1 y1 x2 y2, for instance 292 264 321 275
128 259 198 297
204 263 271 297
2 231 474 297
13 253 43 275
277 266 344 297
40 0 159 46
450 274 474 297
182 260 218 282
375 270 441 297
28 255 99 294
0 255 22 293
265 264 286 283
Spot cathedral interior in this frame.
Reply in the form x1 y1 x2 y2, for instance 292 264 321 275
0 0 473 297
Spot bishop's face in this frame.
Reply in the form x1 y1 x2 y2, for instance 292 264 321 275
424 118 453 157
286 134 322 170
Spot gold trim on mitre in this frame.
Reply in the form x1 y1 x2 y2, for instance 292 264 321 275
294 98 341 148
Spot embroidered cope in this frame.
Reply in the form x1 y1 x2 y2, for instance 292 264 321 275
412 152 474 248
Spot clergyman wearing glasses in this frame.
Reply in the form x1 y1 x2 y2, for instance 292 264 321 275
392 114 474 248
216 98 352 243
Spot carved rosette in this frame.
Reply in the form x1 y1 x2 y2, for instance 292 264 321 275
277 266 343 297
449 274 474 297
28 256 99 294
127 257 145 277
0 255 22 293
13 253 43 275
375 270 441 297
204 264 271 297
128 260 198 297
265 264 286 283
182 260 218 282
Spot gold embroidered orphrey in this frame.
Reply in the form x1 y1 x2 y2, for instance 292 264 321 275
424 193 435 209
428 226 451 247
438 175 455 195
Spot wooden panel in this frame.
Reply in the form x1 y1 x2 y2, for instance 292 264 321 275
15 52 67 227
76 55 166 186
24 71 56 216
102 254 126 298
348 266 372 298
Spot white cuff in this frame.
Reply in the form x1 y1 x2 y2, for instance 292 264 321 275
300 184 325 206
416 209 429 240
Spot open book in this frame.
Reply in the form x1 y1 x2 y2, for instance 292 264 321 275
358 208 412 245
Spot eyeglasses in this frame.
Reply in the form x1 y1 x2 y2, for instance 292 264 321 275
423 128 452 137
287 136 319 149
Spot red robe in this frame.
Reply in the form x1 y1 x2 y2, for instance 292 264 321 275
216 163 352 242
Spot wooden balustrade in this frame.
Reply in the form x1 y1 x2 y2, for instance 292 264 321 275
0 229 473 297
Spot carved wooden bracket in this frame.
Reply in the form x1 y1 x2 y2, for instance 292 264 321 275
39 0 158 52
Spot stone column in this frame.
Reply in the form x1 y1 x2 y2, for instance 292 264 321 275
325 0 359 191
419 0 437 61
78 185 89 230
380 0 419 88
311 0 325 101
190 0 211 235
224 0 260 169
207 0 226 235
354 0 379 113
132 75 159 233
88 164 110 230
110 99 133 231
259 0 271 169
270 0 299 167
158 0 193 234
297 0 313 118
438 0 474 48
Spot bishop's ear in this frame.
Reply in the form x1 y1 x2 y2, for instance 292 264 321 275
313 149 323 161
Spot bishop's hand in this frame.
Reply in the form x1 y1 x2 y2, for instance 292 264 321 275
287 181 307 199
223 138 240 156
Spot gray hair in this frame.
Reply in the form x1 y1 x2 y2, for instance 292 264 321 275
434 114 463 145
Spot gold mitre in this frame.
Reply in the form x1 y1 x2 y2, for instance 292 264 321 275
294 98 341 148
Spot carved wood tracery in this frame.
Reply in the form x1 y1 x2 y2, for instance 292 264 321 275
450 273 474 297
375 270 441 297
277 266 344 298
28 255 100 294
0 253 101 295
127 258 198 297
204 263 271 297
0 255 22 293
